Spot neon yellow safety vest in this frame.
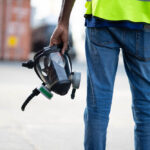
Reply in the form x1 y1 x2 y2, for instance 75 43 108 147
85 0 150 24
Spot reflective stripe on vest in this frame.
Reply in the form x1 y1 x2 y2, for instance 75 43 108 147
85 0 150 24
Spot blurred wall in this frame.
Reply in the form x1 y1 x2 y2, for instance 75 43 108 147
0 0 31 61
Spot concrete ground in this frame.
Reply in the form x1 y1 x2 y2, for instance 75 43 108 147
0 56 134 150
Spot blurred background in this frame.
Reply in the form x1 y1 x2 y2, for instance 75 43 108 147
0 0 134 150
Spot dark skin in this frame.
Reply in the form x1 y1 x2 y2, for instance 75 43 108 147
50 0 75 54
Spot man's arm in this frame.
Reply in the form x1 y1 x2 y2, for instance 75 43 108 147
50 0 75 54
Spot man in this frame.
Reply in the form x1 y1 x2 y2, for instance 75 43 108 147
50 0 150 150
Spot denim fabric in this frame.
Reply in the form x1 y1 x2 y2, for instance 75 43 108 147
84 26 150 150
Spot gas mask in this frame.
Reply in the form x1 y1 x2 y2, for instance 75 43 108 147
21 45 81 111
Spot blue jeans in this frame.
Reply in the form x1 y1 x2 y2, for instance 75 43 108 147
84 26 150 150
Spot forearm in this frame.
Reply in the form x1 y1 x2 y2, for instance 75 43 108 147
58 0 75 26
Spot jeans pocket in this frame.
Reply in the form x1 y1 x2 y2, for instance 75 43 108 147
90 27 115 46
136 26 150 61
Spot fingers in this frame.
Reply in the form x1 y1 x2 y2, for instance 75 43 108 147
50 27 61 46
62 42 68 54
50 36 68 54
50 38 68 54
50 35 60 46
49 25 69 54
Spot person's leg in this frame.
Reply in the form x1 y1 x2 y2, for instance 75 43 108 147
122 26 150 150
84 27 120 150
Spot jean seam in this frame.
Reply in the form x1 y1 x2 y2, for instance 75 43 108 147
136 31 140 57
135 30 150 61
86 28 96 106
88 69 96 106
123 29 126 41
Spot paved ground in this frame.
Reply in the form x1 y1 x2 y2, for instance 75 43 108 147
0 56 134 150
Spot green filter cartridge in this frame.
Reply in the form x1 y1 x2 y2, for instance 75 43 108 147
39 86 53 99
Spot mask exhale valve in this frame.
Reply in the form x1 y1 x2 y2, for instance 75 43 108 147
21 45 81 111
71 72 81 99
